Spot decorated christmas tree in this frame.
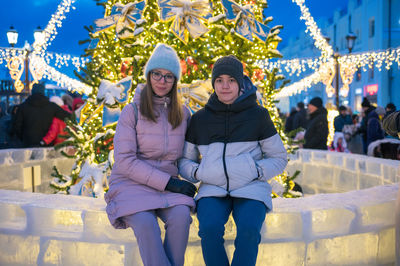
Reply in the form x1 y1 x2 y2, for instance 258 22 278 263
52 0 300 198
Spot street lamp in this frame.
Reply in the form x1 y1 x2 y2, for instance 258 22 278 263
6 26 18 47
6 26 44 94
326 33 357 108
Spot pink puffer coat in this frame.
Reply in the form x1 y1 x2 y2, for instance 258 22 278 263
105 86 195 229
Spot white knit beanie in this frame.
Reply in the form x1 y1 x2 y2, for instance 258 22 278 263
144 43 181 81
50 96 64 107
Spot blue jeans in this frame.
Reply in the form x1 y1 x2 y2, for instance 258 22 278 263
196 196 267 266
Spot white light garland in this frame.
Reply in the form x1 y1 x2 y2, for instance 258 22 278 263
33 0 77 55
43 51 90 71
43 63 92 95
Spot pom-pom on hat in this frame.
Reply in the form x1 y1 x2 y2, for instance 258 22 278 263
211 55 244 89
144 43 181 81
308 97 323 108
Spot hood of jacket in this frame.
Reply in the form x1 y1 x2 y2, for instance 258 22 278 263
205 75 258 113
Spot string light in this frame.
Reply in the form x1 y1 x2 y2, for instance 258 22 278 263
33 0 77 55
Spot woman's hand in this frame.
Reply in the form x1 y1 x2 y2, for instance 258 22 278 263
165 177 197 197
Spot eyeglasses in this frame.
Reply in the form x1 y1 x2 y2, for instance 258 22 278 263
150 71 175 83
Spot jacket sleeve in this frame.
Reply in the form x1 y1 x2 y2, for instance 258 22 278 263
42 118 60 145
112 104 171 191
178 115 200 183
178 141 200 183
53 103 72 121
256 133 288 181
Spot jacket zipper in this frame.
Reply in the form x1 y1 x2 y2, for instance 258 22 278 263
163 98 168 157
222 105 230 192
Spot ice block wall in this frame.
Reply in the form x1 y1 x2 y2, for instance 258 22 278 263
0 148 398 265
0 148 75 193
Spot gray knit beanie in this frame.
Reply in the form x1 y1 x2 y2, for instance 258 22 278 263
144 43 181 81
212 55 244 89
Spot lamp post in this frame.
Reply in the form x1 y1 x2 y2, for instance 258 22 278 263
6 26 18 47
6 26 44 94
327 32 357 108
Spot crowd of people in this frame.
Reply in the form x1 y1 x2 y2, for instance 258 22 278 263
0 43 399 265
283 96 399 160
0 83 85 149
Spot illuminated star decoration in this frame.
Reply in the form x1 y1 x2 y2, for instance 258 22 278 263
221 0 269 42
94 1 146 39
158 0 212 43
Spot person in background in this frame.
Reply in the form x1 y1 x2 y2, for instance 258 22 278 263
13 83 72 148
105 43 196 266
366 106 385 149
303 97 329 150
385 103 396 117
179 55 287 266
61 94 74 111
334 105 353 133
292 102 307 131
358 97 376 154
40 96 72 146
284 107 297 135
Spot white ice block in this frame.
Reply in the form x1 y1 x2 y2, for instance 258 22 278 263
358 201 396 228
377 227 395 265
310 208 355 237
24 206 83 237
257 241 306 266
0 203 26 231
303 164 334 188
263 211 303 240
306 233 379 265
82 210 134 242
0 234 40 265
358 173 383 189
42 239 125 265
334 168 359 192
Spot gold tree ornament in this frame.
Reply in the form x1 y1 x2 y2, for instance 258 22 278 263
7 56 25 93
158 0 212 43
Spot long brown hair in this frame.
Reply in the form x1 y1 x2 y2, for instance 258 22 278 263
139 72 183 129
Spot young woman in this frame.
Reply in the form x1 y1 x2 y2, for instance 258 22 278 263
179 55 288 266
105 43 196 266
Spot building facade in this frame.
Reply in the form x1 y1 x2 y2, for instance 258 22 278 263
279 0 400 114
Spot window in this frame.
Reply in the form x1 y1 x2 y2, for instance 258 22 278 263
369 18 375 37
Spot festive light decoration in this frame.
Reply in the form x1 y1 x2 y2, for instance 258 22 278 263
7 56 24 93
43 63 92 94
44 51 90 71
33 0 77 55
158 0 212 43
94 1 145 39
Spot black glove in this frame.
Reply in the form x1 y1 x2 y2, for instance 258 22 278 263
165 177 197 197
